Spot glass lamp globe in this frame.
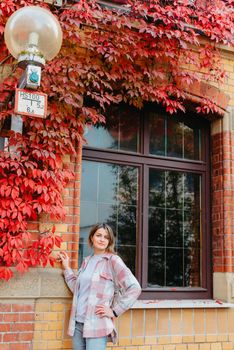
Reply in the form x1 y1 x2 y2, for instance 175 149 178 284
4 6 63 66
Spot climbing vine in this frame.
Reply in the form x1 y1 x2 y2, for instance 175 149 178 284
0 0 233 280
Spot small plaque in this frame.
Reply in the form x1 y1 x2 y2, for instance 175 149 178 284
14 88 47 118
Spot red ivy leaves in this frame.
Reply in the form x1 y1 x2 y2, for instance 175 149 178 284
0 151 66 280
0 0 17 16
0 0 233 280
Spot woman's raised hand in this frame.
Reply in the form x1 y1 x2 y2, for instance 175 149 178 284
57 251 70 269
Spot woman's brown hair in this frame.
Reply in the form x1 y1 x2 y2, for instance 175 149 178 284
88 223 116 254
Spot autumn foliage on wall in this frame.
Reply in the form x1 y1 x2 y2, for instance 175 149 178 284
0 0 233 280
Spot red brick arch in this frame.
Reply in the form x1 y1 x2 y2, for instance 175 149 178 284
182 80 230 117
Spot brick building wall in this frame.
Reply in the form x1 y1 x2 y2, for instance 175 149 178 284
212 48 234 302
0 303 35 350
1 302 234 350
0 31 234 350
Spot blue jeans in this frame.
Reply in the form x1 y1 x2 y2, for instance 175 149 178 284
72 322 107 350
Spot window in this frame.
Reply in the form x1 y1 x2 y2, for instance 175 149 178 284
80 104 211 299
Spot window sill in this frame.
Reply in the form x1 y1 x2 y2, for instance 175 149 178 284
132 299 233 309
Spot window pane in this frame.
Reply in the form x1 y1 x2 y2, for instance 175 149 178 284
80 161 99 201
184 125 201 160
166 248 183 286
166 171 183 209
118 245 136 276
184 248 201 287
166 209 183 247
148 247 165 287
80 160 138 274
149 113 201 160
148 169 201 287
149 170 165 207
149 208 165 247
149 113 165 156
167 118 183 158
85 106 140 153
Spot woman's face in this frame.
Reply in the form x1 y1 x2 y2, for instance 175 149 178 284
91 228 110 254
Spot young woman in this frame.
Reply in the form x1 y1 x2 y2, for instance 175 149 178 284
58 223 141 350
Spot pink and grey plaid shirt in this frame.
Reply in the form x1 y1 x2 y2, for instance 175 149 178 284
64 252 141 343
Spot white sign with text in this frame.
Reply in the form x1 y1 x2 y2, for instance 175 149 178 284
14 89 47 118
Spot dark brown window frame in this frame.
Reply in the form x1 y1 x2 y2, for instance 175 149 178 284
82 107 211 299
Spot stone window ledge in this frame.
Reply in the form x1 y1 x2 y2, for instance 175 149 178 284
132 299 233 309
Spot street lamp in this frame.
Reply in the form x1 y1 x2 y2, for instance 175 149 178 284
3 6 62 145
4 6 62 69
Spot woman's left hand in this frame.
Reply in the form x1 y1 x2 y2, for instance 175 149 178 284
95 305 114 318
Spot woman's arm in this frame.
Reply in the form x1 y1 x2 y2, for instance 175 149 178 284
110 255 141 317
57 251 77 293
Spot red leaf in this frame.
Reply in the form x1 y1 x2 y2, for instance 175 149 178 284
49 257 55 267
55 236 62 248
11 187 19 200
0 267 13 281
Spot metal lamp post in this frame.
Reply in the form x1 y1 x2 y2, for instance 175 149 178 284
4 6 63 146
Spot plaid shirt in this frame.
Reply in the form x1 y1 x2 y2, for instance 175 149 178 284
64 253 141 343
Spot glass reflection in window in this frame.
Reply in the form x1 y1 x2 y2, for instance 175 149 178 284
148 169 201 287
84 105 140 153
80 160 138 274
149 113 201 160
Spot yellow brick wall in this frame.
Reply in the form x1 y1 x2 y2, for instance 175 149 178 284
33 300 72 350
32 304 234 350
105 308 234 350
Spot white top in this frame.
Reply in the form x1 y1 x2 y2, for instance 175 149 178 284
75 254 103 322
